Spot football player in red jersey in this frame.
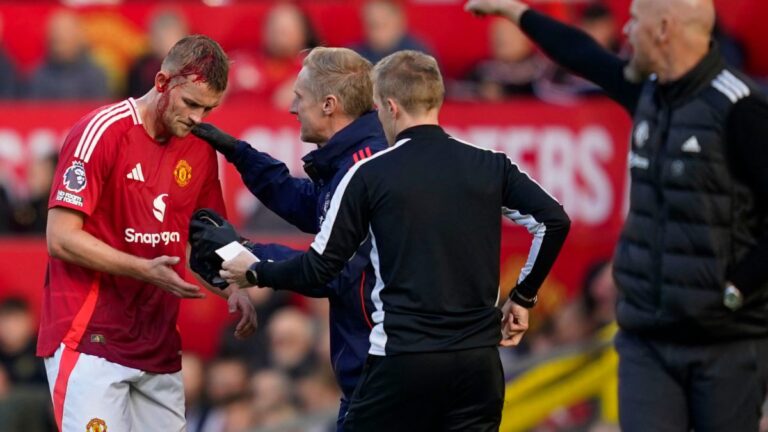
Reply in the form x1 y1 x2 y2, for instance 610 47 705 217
39 35 256 432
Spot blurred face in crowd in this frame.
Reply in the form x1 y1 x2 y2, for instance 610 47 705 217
490 18 533 62
264 4 308 59
149 13 188 59
206 358 249 405
155 74 222 139
251 370 291 413
363 0 406 52
290 67 332 145
0 308 34 355
268 308 314 369
181 353 204 407
47 10 86 64
582 16 617 49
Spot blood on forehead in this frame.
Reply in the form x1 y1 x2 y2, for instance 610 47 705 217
167 54 218 87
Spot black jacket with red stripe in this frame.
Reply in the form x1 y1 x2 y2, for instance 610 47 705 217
224 110 387 399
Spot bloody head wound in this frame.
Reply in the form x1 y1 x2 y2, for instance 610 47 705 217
161 34 229 92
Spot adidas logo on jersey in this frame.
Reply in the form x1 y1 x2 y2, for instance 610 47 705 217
681 136 701 153
127 163 145 182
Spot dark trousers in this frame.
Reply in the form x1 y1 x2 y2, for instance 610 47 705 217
342 347 504 432
615 330 768 432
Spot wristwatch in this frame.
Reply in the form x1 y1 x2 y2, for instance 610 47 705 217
245 268 259 286
723 282 743 311
509 288 538 309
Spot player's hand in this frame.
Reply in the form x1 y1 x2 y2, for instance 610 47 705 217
500 298 529 347
143 256 205 299
465 0 529 22
191 123 238 158
227 288 257 339
221 251 259 288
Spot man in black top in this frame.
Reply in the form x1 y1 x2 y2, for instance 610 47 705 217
220 50 570 431
467 0 768 430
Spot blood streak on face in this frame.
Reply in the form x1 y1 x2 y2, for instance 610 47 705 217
154 54 218 140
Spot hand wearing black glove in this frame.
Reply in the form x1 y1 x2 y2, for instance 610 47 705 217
191 123 238 159
189 208 244 288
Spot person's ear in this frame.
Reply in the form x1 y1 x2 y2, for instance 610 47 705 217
386 98 398 118
155 71 169 93
657 16 670 44
323 95 338 116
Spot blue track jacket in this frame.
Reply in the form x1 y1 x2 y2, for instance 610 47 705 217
225 111 386 408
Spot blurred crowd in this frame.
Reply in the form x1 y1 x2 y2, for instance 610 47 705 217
0 1 764 105
0 258 623 432
0 1 767 431
0 0 764 237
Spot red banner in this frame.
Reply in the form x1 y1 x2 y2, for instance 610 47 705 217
0 99 631 356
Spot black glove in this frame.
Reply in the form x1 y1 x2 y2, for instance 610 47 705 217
189 208 244 288
191 123 238 159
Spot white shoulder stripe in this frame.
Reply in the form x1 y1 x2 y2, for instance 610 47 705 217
712 80 739 103
311 139 410 255
712 70 750 103
715 75 745 98
83 110 133 162
721 70 751 96
449 136 559 204
79 104 131 163
74 101 129 160
127 97 142 125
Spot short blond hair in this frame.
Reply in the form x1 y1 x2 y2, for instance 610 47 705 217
372 50 444 114
303 47 374 118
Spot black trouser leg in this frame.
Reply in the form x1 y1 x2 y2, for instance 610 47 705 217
343 347 503 432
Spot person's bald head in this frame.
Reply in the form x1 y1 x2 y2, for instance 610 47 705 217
624 0 715 83
664 0 715 35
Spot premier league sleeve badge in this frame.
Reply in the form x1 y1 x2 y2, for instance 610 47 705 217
63 161 87 193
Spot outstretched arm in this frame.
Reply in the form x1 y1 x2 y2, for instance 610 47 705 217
193 124 321 233
466 0 642 113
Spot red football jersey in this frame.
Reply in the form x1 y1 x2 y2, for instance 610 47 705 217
38 98 226 373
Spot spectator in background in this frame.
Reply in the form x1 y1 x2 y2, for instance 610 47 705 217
250 369 300 428
217 287 293 372
536 3 619 103
454 17 543 101
204 356 252 432
352 0 431 64
582 260 617 328
295 367 342 428
227 2 320 109
0 14 19 99
0 298 46 387
9 151 57 234
26 10 109 100
267 307 319 379
125 10 188 98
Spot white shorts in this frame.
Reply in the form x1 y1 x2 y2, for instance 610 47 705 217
44 343 186 432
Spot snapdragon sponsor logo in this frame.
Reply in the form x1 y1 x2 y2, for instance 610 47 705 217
124 228 180 247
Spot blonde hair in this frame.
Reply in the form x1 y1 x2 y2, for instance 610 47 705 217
372 50 444 114
303 47 374 118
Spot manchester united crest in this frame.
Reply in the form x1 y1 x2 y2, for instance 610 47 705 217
173 160 192 187
86 418 107 432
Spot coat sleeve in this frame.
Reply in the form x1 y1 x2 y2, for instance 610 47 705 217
253 164 371 292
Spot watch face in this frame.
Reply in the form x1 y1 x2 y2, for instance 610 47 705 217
246 269 258 286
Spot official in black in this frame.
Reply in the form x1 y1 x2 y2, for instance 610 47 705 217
220 50 570 431
467 0 768 430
